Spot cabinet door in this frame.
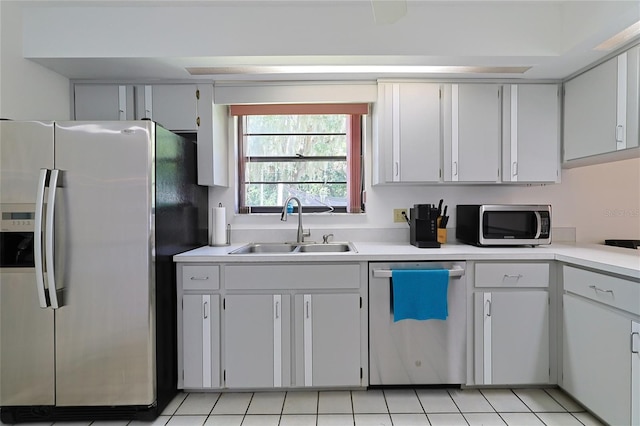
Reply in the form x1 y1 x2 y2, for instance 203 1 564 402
445 84 501 182
374 82 441 183
563 295 632 426
624 46 640 151
224 294 290 388
196 85 228 187
476 291 549 385
295 294 361 387
633 320 640 426
395 83 441 182
147 85 198 131
502 84 559 183
74 84 134 120
563 58 618 160
182 294 220 389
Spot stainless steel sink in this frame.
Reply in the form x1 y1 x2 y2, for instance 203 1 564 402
295 242 356 253
229 242 298 254
228 242 356 254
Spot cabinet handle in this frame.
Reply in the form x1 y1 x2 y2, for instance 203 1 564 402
512 162 518 177
503 274 523 281
453 161 458 177
118 85 127 120
616 125 624 142
394 161 399 177
203 300 209 319
306 300 310 319
275 301 280 319
632 332 639 354
589 285 614 295
190 276 209 281
485 300 492 317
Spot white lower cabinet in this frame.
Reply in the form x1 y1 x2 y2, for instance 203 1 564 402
294 293 361 387
182 294 220 389
563 295 640 425
223 292 361 389
177 262 366 390
561 264 640 425
475 291 550 385
472 261 552 386
224 294 291 388
178 264 221 390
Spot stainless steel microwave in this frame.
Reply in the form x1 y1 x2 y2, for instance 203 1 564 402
456 204 551 246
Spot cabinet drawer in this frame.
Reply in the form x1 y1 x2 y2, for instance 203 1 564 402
563 265 640 315
475 262 549 288
225 264 360 290
182 265 220 290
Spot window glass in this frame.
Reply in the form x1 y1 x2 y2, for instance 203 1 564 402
235 109 364 213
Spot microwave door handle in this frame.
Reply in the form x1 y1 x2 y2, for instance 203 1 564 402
534 211 542 239
45 169 60 309
34 168 49 308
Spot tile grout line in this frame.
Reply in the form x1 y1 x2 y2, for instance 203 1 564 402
349 391 355 426
541 388 593 426
384 389 395 425
315 391 320 426
409 388 433 426
511 388 570 426
277 391 286 426
475 389 515 426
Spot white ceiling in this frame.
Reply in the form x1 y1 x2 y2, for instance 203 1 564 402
19 0 640 82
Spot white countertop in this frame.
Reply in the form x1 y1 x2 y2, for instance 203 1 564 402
174 242 640 279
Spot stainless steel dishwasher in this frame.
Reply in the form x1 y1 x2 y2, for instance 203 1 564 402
369 261 467 386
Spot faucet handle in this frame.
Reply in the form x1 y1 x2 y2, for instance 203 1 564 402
322 233 334 244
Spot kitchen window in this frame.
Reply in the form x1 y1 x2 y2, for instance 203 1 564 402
232 104 367 214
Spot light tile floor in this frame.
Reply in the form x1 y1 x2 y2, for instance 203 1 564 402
2 388 606 426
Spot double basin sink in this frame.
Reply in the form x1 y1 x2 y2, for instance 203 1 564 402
229 242 356 254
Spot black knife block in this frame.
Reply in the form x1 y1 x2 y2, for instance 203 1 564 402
409 206 441 248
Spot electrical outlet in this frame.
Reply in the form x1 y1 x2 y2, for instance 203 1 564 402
393 208 408 223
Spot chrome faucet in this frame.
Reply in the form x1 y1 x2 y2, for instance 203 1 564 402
280 196 310 243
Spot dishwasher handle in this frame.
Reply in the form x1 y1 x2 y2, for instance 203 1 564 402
372 267 465 279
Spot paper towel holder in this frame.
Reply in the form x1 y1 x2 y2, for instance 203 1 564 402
210 203 231 247
211 224 231 247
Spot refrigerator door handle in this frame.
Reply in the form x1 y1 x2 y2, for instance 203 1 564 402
46 169 60 309
35 168 50 308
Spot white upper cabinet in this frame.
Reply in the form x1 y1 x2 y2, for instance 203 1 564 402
564 45 640 162
443 84 501 182
502 84 560 183
136 85 199 131
374 81 562 185
73 82 228 187
373 82 442 184
74 84 135 121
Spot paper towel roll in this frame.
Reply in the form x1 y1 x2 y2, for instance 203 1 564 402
212 206 227 246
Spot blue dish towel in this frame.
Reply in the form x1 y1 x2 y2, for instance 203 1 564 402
391 269 449 322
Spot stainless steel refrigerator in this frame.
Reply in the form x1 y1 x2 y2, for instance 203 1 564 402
0 120 208 422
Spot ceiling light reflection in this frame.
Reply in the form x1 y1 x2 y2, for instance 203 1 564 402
187 65 532 75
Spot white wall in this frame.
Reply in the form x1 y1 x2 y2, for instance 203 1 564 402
211 116 640 245
548 157 640 243
0 1 70 120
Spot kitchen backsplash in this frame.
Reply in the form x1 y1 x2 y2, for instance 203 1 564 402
223 226 577 245
212 157 639 245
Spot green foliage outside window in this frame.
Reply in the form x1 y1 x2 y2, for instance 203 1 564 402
242 114 349 208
